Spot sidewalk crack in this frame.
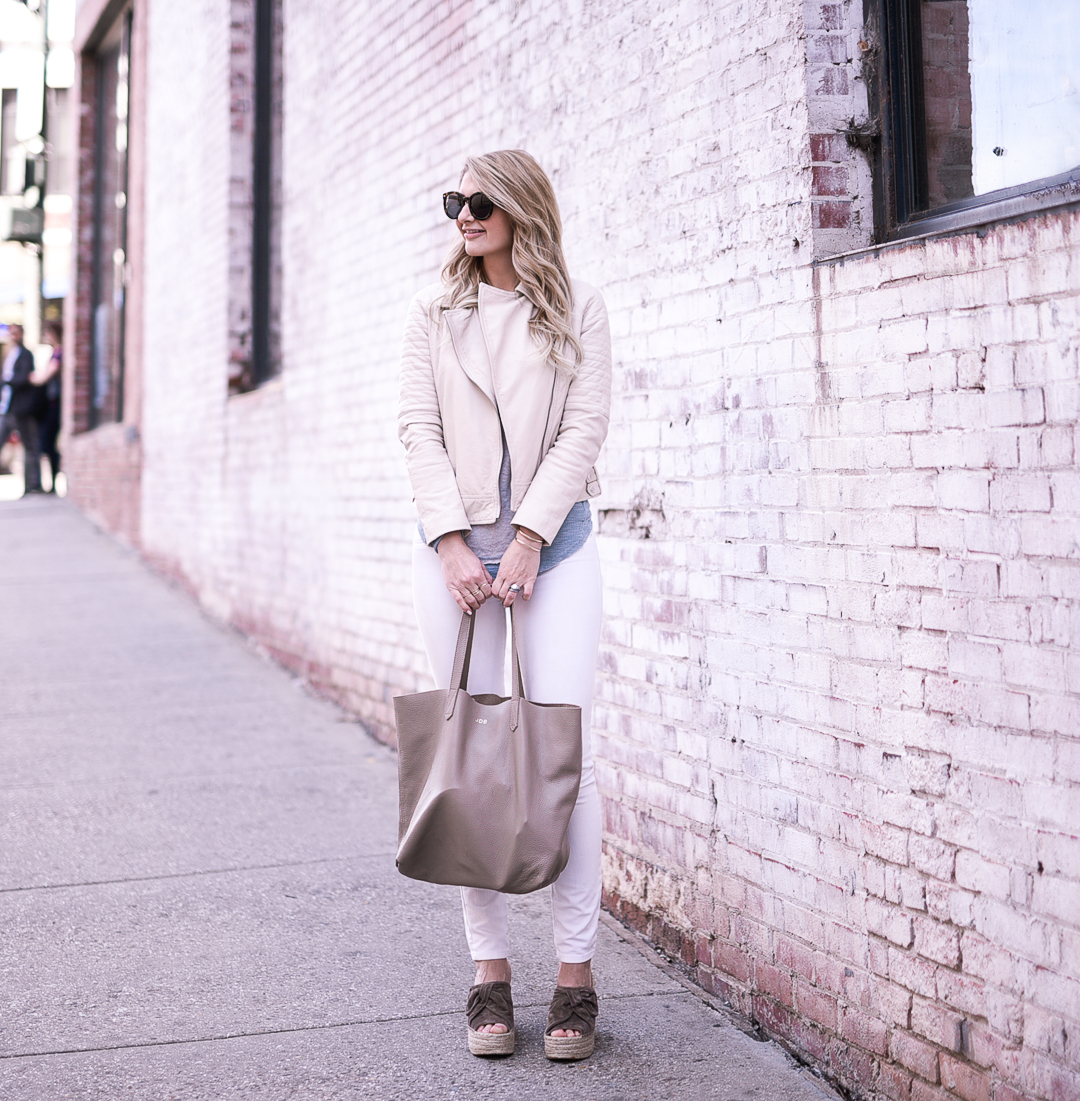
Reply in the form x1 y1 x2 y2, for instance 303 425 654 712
0 991 691 1061
0 853 397 895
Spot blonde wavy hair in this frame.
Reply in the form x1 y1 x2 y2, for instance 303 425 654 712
439 150 582 375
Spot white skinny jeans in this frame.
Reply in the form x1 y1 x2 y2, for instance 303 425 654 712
411 534 603 963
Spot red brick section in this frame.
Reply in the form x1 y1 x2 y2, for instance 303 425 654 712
809 138 852 230
892 1029 941 1083
64 423 142 540
940 1054 992 1101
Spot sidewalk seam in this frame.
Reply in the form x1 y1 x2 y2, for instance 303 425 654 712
0 990 692 1061
0 853 397 894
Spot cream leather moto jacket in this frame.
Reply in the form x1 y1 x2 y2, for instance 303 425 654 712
398 279 612 546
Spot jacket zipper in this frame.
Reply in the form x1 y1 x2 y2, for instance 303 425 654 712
535 374 558 474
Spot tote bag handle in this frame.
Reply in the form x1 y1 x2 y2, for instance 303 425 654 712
444 604 526 730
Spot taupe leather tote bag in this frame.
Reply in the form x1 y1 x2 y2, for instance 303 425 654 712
394 606 582 893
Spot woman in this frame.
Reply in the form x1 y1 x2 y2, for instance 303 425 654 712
398 150 611 1061
33 321 62 493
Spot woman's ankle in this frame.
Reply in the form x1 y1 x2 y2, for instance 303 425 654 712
557 960 593 988
474 958 512 985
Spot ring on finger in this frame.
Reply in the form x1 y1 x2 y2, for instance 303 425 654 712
508 583 523 594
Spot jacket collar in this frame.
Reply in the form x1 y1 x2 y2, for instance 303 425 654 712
443 282 537 405
479 279 540 308
512 281 541 310
443 308 495 403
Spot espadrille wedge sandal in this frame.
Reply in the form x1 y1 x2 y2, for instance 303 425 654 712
466 981 515 1056
544 985 598 1061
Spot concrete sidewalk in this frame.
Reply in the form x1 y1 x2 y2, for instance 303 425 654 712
0 497 835 1100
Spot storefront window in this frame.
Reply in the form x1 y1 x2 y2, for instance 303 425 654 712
876 0 1080 234
89 9 130 425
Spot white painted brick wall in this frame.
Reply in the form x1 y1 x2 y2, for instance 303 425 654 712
118 1 1080 1099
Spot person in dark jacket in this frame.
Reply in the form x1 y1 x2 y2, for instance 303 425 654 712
34 321 62 492
0 324 43 494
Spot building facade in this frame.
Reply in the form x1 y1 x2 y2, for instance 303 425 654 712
65 2 1080 1099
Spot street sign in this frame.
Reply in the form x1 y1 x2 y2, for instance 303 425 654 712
0 202 44 243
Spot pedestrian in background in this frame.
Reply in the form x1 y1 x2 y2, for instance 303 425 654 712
0 323 43 495
33 321 63 493
399 149 612 1061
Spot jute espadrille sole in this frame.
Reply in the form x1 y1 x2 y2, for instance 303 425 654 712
544 985 598 1061
468 1027 516 1056
544 1030 595 1060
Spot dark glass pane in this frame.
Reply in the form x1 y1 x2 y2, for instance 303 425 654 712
90 14 130 425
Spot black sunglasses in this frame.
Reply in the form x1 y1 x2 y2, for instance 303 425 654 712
443 191 496 221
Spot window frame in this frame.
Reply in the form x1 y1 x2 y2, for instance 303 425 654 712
868 0 1080 241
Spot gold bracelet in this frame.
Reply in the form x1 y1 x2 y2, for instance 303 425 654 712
515 531 542 552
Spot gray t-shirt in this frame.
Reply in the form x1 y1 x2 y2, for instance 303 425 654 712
417 431 593 575
464 432 516 568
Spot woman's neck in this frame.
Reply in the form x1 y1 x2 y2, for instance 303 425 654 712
481 254 519 292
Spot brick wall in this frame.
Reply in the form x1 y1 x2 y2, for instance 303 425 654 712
91 1 1080 1098
603 213 1080 1101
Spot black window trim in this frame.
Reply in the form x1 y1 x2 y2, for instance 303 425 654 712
250 0 276 388
869 0 1080 242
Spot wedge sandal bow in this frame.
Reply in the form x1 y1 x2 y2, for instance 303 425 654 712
544 985 598 1060
466 981 515 1056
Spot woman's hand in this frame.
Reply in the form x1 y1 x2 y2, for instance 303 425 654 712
491 528 541 607
436 533 493 614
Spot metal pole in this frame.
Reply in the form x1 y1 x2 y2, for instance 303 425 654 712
36 0 48 344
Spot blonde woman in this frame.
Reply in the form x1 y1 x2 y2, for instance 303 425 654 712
398 150 611 1060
